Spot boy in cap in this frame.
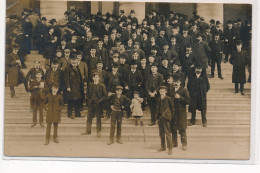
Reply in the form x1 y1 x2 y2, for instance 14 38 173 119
107 86 131 145
229 40 249 95
44 84 64 145
155 86 175 155
29 72 48 128
81 72 107 137
187 66 210 127
26 60 45 85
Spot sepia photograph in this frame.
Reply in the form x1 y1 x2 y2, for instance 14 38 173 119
3 0 254 161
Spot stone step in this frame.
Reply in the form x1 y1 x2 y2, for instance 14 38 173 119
4 131 250 142
4 124 250 133
29 50 39 54
4 116 250 125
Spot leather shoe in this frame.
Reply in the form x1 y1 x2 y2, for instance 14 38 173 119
11 95 19 98
107 140 114 145
71 115 75 119
44 139 49 145
97 132 101 137
158 147 166 152
203 122 207 127
168 149 173 155
117 139 123 144
182 145 187 150
31 123 36 128
40 123 44 127
173 143 178 148
54 138 59 143
219 76 224 80
81 131 91 135
241 92 245 95
149 122 155 126
188 120 195 126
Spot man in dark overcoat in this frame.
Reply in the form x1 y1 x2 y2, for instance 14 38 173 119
45 59 62 92
146 63 164 126
229 40 249 95
171 75 190 150
44 84 64 145
7 45 28 98
36 17 48 54
64 58 83 118
82 73 107 137
155 86 175 155
223 20 237 63
187 66 210 127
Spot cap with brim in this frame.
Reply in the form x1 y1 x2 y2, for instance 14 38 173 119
115 86 123 90
159 86 167 90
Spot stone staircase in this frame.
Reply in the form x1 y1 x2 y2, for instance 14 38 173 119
4 51 251 145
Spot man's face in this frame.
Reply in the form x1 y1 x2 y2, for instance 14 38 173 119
150 37 155 43
112 67 118 73
174 80 181 88
195 68 202 74
141 59 146 65
134 44 139 50
119 58 126 64
142 33 147 39
90 49 96 55
97 63 103 69
77 55 82 61
150 25 155 30
163 45 169 50
36 73 42 79
236 44 242 50
13 48 18 54
98 41 103 47
143 21 147 26
113 57 119 62
151 66 157 73
149 56 155 63
52 63 58 69
71 36 77 42
128 39 133 45
87 32 92 39
61 41 66 46
104 36 108 42
173 64 179 72
111 34 116 40
119 45 125 52
34 62 40 69
71 60 77 67
171 38 176 44
52 87 58 95
162 60 168 67
131 65 137 70
93 75 100 83
159 89 167 96
64 51 70 56
116 89 122 95
56 52 62 57
151 49 157 55
160 31 165 37
183 31 188 36
167 77 173 84
197 36 202 42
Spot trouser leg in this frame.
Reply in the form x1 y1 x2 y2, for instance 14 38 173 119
179 129 187 146
217 59 222 77
235 83 239 92
33 105 38 124
46 123 52 139
158 119 166 149
225 54 229 62
10 86 15 97
172 129 178 147
201 110 207 124
116 111 123 140
53 122 58 139
39 107 43 124
86 106 94 133
75 100 81 117
240 83 244 93
211 59 215 76
163 118 172 149
191 111 196 121
67 100 73 117
109 111 116 141
148 97 156 123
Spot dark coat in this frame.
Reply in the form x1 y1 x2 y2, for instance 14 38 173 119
173 87 190 130
64 65 83 100
223 28 237 54
45 68 62 90
107 94 131 111
145 72 164 94
193 41 211 68
86 82 107 103
209 39 223 60
155 95 175 121
123 69 143 93
6 53 24 86
106 72 123 93
172 70 186 88
159 65 172 81
230 50 248 84
96 47 109 68
187 73 210 112
161 50 179 65
44 33 57 59
29 79 48 109
26 67 45 82
44 93 64 123
78 61 88 82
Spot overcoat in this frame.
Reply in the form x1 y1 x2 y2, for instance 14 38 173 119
193 41 211 69
230 50 248 84
44 93 64 123
29 79 48 109
172 87 190 130
155 95 175 121
187 73 210 112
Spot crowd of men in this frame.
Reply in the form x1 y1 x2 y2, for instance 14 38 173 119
5 8 252 154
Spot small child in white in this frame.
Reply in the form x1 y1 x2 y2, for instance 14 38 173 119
130 91 144 126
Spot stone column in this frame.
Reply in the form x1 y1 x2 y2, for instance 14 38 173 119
118 2 145 24
196 3 223 29
40 0 67 21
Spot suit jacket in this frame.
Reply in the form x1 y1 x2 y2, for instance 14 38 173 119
193 41 211 68
107 72 123 92
78 61 88 82
155 95 175 121
107 94 131 111
44 93 64 123
123 69 143 88
45 68 62 89
86 82 107 104
146 73 164 94
26 67 45 82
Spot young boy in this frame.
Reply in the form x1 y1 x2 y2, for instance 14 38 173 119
155 86 175 155
26 60 45 85
29 72 48 127
229 40 249 95
107 86 131 145
171 75 190 150
44 84 64 145
81 73 107 137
